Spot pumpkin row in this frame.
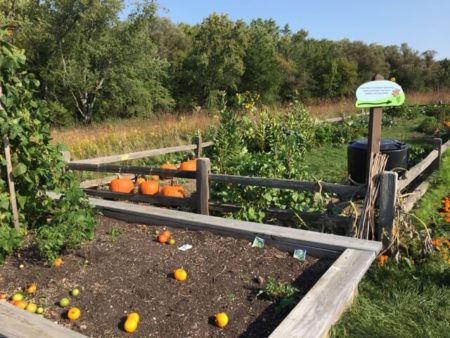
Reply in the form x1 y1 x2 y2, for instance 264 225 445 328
110 177 187 198
108 160 197 197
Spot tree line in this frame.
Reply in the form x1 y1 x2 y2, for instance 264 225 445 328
2 0 450 125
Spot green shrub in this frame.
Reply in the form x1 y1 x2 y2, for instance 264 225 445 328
0 28 96 263
417 116 439 134
207 104 327 223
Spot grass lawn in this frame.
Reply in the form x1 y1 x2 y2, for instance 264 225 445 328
304 115 430 183
331 152 450 337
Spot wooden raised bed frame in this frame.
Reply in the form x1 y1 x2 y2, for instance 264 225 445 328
8 136 449 336
0 197 381 338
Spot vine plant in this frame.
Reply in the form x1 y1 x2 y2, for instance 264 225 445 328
0 26 96 263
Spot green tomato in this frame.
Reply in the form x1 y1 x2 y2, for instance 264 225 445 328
59 297 70 307
71 288 80 297
36 307 44 314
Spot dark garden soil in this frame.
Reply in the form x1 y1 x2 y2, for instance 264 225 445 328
0 216 333 337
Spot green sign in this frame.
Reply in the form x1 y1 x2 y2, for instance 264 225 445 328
355 80 405 108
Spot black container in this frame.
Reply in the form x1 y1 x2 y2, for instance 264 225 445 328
347 139 408 184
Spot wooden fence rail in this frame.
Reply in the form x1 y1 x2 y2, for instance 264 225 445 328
210 173 362 197
397 138 450 192
68 162 196 179
377 137 450 247
70 140 213 165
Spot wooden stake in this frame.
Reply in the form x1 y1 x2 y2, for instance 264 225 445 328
3 136 20 230
194 134 202 158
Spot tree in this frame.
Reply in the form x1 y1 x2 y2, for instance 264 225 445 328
240 19 281 103
179 13 248 108
12 0 173 124
436 59 450 90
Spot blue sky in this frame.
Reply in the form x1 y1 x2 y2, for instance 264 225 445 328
126 0 450 60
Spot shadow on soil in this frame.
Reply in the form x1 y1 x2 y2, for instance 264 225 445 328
239 257 333 338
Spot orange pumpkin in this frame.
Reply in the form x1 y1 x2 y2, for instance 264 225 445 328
140 180 159 195
110 176 134 193
160 163 178 179
179 159 196 172
160 185 186 198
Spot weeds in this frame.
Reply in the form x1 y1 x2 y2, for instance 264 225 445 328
259 277 301 314
108 228 121 241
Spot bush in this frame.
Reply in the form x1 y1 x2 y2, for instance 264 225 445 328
0 28 96 263
207 104 327 223
417 116 439 134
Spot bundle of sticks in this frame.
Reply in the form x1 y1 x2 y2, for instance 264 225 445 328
356 152 388 239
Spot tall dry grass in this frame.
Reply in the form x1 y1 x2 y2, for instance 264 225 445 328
306 90 450 119
52 91 450 160
52 111 215 160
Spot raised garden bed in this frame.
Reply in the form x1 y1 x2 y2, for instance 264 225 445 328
0 216 333 337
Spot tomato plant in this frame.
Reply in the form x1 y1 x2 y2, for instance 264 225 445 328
0 26 95 263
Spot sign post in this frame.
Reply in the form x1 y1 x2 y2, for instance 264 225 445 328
355 75 405 182
355 75 405 239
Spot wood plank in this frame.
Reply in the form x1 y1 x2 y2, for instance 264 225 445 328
79 174 134 189
102 208 340 258
61 151 71 163
2 136 20 230
401 180 430 213
68 162 196 179
0 301 86 338
83 189 195 208
433 138 442 170
209 174 362 197
397 149 438 191
89 198 382 255
70 142 214 164
442 138 450 152
270 248 376 338
378 172 398 245
323 111 369 123
194 135 202 158
196 158 210 215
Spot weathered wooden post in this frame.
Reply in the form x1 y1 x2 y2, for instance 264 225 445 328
355 75 405 239
378 171 398 245
194 135 202 158
433 137 442 171
2 136 20 231
365 74 384 183
61 151 71 163
196 158 210 215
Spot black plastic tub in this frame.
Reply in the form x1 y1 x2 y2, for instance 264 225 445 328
347 139 408 184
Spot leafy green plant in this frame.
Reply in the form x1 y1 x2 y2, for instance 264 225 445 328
261 277 301 314
0 27 96 263
0 225 22 263
417 116 439 134
108 228 121 241
207 103 328 224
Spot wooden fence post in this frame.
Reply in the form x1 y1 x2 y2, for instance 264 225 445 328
195 135 202 158
61 151 71 163
196 158 210 215
3 136 20 231
433 138 442 171
377 171 398 246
